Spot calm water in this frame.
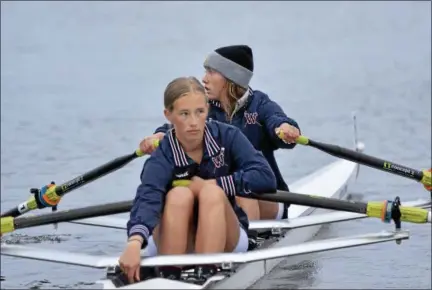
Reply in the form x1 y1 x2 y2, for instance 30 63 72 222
1 1 431 289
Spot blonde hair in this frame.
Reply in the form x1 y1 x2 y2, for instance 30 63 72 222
164 76 207 111
224 81 247 117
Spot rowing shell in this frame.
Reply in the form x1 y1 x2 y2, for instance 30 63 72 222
1 140 427 289
0 141 364 289
109 142 364 289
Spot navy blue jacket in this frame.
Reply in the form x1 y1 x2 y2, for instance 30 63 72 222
154 88 300 191
127 120 277 241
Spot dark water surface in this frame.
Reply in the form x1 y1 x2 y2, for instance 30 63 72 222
1 1 431 289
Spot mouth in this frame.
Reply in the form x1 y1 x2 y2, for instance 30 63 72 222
187 129 201 134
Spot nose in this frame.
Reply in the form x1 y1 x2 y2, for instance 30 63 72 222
188 112 199 127
202 72 209 84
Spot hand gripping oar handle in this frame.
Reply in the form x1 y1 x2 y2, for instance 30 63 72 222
0 140 160 218
293 135 431 191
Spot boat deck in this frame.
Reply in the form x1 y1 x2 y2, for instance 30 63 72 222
105 228 288 288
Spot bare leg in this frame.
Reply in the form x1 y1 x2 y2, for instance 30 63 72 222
195 184 240 253
157 187 195 255
153 222 196 254
258 200 280 219
235 196 260 220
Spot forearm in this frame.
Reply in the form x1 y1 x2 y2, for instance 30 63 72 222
127 194 162 240
216 167 276 198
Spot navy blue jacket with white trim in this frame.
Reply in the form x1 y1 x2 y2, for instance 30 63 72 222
154 89 300 191
127 120 277 241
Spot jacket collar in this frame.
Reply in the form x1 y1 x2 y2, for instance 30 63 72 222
167 123 221 167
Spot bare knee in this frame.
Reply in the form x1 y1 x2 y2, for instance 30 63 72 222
236 196 260 220
165 186 194 208
197 184 226 206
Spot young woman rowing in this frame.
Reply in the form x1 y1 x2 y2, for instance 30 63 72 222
119 76 277 283
140 45 300 223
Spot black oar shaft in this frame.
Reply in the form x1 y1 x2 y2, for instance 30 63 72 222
308 139 424 182
12 191 368 230
1 204 28 219
3 189 429 234
250 191 368 214
54 152 139 197
9 192 367 231
13 200 133 230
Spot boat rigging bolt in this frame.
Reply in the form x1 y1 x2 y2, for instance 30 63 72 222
391 197 402 245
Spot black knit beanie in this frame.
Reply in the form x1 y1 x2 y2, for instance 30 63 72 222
204 45 254 88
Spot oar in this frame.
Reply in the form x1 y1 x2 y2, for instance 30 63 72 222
249 190 431 227
1 189 430 235
0 140 159 219
1 200 133 234
288 134 431 191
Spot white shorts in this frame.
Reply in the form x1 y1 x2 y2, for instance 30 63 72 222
275 202 285 220
143 226 249 257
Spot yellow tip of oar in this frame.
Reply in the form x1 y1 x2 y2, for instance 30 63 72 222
1 217 15 234
296 136 309 145
421 169 431 191
135 139 160 157
276 131 309 145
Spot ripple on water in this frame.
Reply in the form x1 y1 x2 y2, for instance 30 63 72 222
1 233 76 245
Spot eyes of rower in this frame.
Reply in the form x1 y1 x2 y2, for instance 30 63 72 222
178 108 206 120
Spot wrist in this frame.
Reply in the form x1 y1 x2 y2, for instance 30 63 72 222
154 132 165 140
128 239 142 247
128 235 144 245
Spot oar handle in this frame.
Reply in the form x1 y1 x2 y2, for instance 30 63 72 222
0 140 160 219
293 135 431 190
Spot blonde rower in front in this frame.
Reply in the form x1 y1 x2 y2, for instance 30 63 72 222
118 77 277 284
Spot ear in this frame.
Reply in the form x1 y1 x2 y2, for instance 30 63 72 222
164 108 172 123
